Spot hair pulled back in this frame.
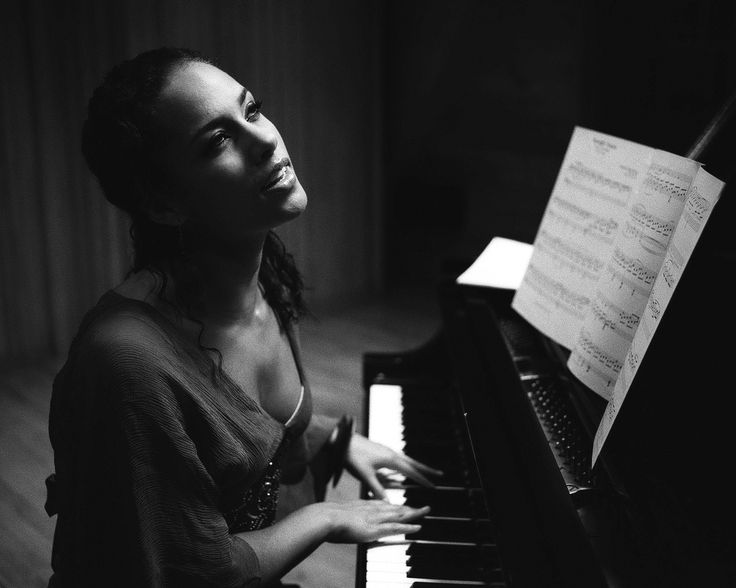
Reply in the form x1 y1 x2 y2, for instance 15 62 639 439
82 47 307 326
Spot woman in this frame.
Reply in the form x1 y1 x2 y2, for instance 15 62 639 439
46 47 440 587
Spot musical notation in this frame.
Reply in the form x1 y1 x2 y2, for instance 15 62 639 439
592 166 724 466
512 127 649 349
640 161 692 204
682 186 714 231
646 296 661 321
548 196 618 244
622 203 675 255
608 247 657 294
568 329 623 392
590 294 639 339
660 257 680 288
567 161 632 198
562 175 629 209
536 229 603 281
521 264 589 317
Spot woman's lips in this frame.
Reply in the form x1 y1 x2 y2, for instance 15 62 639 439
262 158 296 193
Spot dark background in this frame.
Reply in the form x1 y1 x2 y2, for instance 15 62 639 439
384 0 736 285
2 0 735 361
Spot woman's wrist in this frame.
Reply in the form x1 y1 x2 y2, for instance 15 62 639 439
327 414 354 487
303 502 338 541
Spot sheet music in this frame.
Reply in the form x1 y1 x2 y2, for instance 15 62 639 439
456 236 533 290
512 127 652 348
567 150 701 398
592 167 724 466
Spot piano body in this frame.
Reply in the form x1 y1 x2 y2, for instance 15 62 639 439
356 94 736 588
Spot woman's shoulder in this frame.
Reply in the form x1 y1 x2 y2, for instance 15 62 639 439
49 288 188 414
68 287 182 378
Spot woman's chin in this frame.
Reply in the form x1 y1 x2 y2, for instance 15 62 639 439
282 185 308 217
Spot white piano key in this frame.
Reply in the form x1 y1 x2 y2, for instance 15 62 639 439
384 488 407 505
366 545 409 575
366 561 411 573
380 470 407 485
368 384 404 452
367 571 487 586
369 384 408 487
366 543 408 562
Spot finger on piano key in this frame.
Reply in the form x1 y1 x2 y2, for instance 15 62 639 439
384 488 408 505
375 532 407 543
403 454 445 478
373 474 405 495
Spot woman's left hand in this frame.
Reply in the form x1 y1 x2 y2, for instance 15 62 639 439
345 433 443 501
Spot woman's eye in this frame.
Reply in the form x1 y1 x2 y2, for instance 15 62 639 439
245 99 263 122
207 132 231 153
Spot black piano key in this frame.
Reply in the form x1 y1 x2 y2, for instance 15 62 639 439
407 542 497 559
408 568 507 585
406 543 505 583
402 426 459 446
407 566 485 582
402 487 488 519
402 440 462 457
399 388 481 487
402 455 468 476
401 459 477 487
407 582 503 587
407 556 502 576
411 517 495 543
399 540 509 587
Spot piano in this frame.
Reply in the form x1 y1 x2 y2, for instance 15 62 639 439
356 92 736 588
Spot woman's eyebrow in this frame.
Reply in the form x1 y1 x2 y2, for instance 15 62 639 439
189 87 249 145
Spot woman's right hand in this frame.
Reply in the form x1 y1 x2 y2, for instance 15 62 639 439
314 499 430 544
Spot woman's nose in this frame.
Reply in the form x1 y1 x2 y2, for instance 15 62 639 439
244 122 278 164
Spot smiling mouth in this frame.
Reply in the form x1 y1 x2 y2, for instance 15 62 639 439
262 158 292 191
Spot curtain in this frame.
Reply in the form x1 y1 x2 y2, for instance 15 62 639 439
0 0 385 362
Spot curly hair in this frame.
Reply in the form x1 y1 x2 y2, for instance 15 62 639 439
81 46 307 327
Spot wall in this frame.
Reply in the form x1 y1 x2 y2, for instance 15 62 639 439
0 0 385 362
383 0 736 288
4 0 735 362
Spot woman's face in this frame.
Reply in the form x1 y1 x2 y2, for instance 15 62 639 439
152 60 307 243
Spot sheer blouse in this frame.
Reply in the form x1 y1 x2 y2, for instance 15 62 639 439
46 290 336 587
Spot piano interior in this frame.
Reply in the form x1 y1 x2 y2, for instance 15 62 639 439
357 93 736 588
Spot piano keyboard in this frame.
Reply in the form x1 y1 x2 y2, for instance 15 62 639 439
361 383 507 587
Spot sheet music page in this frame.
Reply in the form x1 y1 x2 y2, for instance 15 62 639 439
592 167 724 466
567 150 701 399
455 236 533 290
512 127 652 349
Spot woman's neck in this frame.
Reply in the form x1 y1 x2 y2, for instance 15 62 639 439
165 231 269 328
192 247 265 326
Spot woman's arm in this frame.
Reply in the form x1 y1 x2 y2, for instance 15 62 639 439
238 499 430 585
